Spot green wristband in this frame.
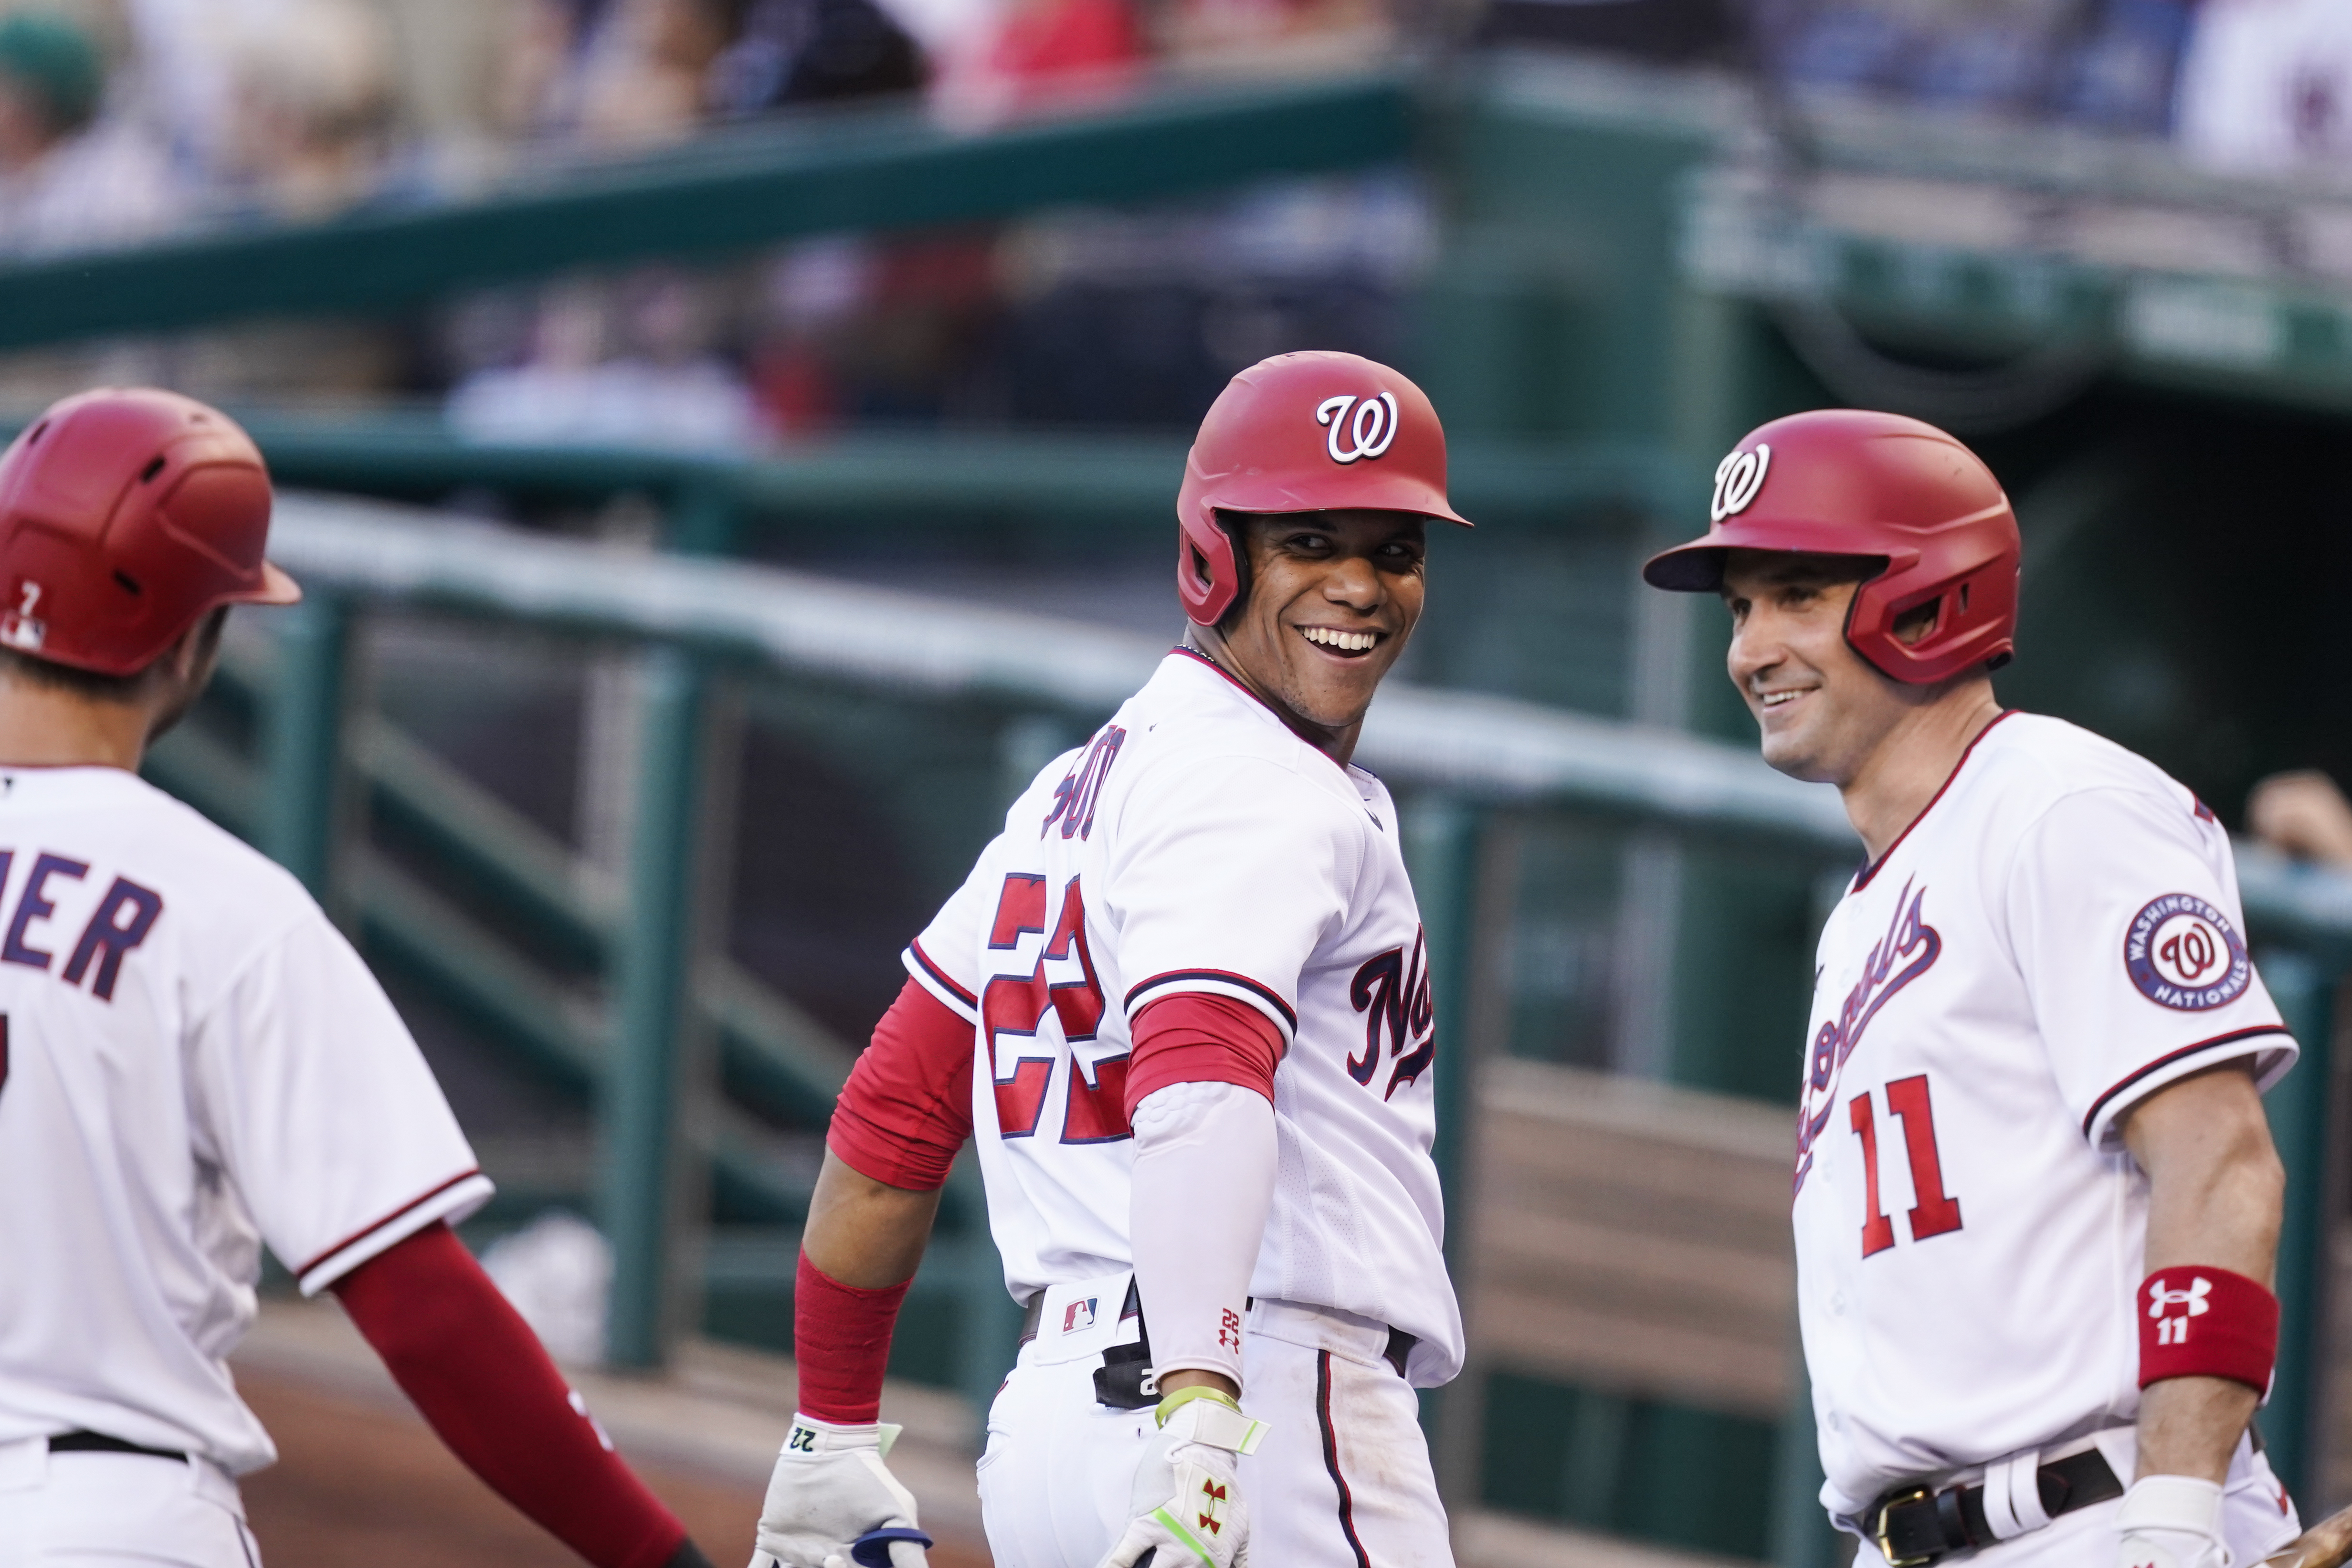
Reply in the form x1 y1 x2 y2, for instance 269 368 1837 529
1155 1383 1243 1429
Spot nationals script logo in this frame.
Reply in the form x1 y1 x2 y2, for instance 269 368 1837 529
1794 880 1941 1195
1350 926 1434 1100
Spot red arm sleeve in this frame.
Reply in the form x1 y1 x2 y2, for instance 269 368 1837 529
331 1223 690 1568
1125 992 1285 1118
826 978 975 1190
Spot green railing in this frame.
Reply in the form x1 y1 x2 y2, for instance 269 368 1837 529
170 488 2352 1563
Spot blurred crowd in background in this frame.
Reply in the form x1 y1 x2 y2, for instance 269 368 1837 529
0 0 2343 449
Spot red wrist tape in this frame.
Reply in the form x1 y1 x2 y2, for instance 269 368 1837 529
2138 1265 2278 1393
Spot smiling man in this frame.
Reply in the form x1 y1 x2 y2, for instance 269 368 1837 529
1644 409 2302 1568
747 352 1469 1568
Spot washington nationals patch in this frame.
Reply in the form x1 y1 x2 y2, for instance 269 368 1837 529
2125 894 2251 1011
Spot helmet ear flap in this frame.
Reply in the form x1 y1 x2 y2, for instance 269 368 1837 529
1211 511 1252 633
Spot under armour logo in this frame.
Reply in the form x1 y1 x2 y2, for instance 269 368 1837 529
1710 443 1771 522
1316 393 1399 464
1197 1479 1228 1535
2148 1274 2213 1346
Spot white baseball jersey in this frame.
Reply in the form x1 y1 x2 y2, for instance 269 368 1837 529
905 648 1465 1383
1793 713 2297 1517
0 766 492 1475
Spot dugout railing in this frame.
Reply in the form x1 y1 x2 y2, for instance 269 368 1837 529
152 488 2352 1567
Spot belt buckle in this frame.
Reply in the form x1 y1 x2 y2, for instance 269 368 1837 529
1874 1487 1939 1568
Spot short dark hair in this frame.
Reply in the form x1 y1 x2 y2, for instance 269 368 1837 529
0 645 148 701
0 606 227 702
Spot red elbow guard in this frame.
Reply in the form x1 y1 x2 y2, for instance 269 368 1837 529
2138 1265 2278 1393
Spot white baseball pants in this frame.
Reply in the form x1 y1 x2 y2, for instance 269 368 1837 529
1851 1428 2300 1566
0 1441 259 1567
978 1298 1453 1568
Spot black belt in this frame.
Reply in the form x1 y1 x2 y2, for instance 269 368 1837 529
49 1430 187 1463
1016 1290 1416 1381
1867 1447 2124 1566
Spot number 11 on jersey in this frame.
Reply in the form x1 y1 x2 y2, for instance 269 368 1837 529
1848 1073 1964 1258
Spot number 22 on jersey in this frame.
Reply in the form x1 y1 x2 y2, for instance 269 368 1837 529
1848 1073 1964 1257
980 873 1128 1144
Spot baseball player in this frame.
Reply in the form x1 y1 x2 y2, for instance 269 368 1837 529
0 388 715 1568
1643 408 2303 1567
748 350 1468 1568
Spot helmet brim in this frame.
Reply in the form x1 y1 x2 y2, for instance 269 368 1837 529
233 560 303 606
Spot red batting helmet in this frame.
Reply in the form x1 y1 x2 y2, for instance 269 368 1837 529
1642 409 2019 684
0 388 298 677
1176 351 1470 625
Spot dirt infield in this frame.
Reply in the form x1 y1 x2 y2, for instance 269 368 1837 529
235 1365 991 1568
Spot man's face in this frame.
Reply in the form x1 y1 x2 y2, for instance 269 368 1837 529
1721 549 1914 785
1218 509 1428 734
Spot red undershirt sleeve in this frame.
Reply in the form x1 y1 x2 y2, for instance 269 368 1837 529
826 978 976 1190
1125 992 1285 1118
331 1222 690 1568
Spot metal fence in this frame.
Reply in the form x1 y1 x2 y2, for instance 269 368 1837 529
184 490 2352 1563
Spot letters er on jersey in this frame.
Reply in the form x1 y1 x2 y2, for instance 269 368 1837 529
1645 409 2302 1568
750 352 1471 1568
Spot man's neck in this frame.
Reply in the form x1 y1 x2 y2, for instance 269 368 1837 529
0 681 150 771
1183 629 1361 766
1839 684 2004 863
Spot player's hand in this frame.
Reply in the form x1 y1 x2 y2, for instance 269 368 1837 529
2114 1475 2230 1568
1094 1386 1269 1568
749 1413 932 1568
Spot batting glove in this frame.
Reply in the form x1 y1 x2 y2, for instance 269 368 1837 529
2115 1474 2231 1568
1094 1386 1270 1568
750 1413 931 1568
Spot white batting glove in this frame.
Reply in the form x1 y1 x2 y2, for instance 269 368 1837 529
750 1413 930 1568
1094 1387 1269 1568
2115 1475 2231 1568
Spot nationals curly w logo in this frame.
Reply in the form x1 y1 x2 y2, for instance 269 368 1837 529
1316 392 1400 465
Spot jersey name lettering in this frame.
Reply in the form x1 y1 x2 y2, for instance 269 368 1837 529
1795 880 1940 1195
1041 726 1126 842
0 849 163 1002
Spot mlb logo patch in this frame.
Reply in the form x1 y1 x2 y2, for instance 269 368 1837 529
1062 1297 1098 1335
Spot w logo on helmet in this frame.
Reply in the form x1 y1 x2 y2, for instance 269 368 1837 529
1710 443 1771 522
1316 393 1400 465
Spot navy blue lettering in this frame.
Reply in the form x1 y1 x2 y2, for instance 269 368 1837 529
63 878 164 1002
2 852 86 970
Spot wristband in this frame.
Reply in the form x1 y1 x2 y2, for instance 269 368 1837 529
1154 1385 1268 1454
2138 1264 2278 1392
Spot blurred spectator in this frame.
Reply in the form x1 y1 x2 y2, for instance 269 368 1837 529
2175 0 2352 171
2248 770 2352 869
488 0 586 141
217 0 399 220
447 270 764 451
571 0 736 145
0 8 181 254
705 0 926 114
931 0 1141 127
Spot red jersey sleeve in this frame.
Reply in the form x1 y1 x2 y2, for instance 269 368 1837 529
826 978 976 1190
